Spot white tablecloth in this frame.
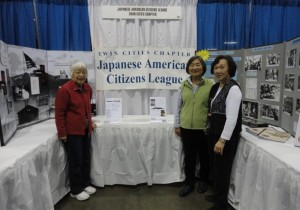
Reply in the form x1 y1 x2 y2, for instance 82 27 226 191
0 119 69 210
4 116 299 209
91 115 184 186
229 126 300 210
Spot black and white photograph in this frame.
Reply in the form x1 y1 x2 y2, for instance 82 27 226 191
299 51 300 66
284 74 295 91
249 101 258 119
297 76 300 90
266 53 280 67
296 98 300 113
283 96 293 116
244 55 262 71
265 69 278 82
260 83 280 101
8 45 48 125
242 101 250 117
286 48 297 68
260 104 279 121
242 100 258 119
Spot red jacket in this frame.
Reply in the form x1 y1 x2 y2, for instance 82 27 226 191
55 80 93 138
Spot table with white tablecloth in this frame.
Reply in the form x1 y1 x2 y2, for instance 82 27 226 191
229 126 300 210
0 119 69 210
91 115 184 186
3 116 299 210
91 116 300 209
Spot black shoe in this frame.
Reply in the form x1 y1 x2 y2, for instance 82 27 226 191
205 194 216 203
198 181 208 193
207 204 228 210
227 203 235 210
178 185 194 197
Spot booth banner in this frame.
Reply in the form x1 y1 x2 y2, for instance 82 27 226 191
95 46 194 90
101 6 181 20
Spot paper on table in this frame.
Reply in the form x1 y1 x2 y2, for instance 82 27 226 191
149 97 166 122
246 127 290 143
105 98 122 122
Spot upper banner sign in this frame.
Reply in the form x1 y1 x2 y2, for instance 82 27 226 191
95 47 194 90
101 6 181 20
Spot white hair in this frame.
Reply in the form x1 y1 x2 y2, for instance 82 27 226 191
70 61 87 76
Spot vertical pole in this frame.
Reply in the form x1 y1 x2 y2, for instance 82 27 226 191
33 0 40 49
248 0 253 48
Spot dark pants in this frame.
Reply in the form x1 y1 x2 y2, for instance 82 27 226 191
180 128 209 186
208 133 239 210
64 130 91 195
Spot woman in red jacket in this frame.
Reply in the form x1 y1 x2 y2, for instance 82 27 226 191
55 61 97 201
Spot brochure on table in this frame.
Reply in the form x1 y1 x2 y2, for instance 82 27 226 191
150 97 166 122
246 126 290 143
105 98 122 122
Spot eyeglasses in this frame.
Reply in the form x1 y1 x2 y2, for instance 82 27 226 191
73 70 87 75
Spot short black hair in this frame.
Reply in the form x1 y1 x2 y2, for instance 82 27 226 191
185 55 207 75
210 55 237 77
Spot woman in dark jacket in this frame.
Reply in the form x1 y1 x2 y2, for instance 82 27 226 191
205 55 242 210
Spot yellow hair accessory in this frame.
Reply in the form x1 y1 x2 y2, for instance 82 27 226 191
196 50 210 61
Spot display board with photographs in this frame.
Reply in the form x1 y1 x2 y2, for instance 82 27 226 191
0 41 17 145
7 45 49 128
242 43 285 127
281 36 300 135
0 39 98 145
1 34 300 144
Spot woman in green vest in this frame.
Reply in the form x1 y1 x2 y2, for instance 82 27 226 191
174 55 214 197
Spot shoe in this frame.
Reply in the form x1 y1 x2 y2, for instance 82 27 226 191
84 186 96 195
227 203 235 210
178 185 194 197
207 204 228 210
198 181 208 193
205 194 216 203
70 191 90 201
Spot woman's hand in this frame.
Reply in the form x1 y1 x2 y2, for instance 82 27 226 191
60 136 67 142
175 127 181 137
214 138 226 155
92 122 97 129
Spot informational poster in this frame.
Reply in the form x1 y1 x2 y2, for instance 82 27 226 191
149 97 166 121
101 6 181 20
105 98 122 122
282 36 300 135
30 76 40 95
245 78 257 99
242 43 285 128
95 47 194 90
